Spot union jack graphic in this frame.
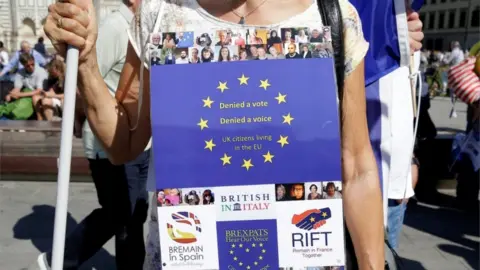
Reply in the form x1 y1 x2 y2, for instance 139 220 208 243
171 211 202 233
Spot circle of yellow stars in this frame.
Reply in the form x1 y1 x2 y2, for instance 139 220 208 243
229 242 266 269
198 74 295 171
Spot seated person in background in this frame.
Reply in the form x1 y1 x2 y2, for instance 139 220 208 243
33 59 65 121
5 53 47 104
0 53 47 120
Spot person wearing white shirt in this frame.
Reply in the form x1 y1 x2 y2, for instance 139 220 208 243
176 50 190 64
0 41 9 70
443 41 465 67
32 1 150 270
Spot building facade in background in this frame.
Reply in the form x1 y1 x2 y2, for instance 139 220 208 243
420 0 480 51
0 0 121 52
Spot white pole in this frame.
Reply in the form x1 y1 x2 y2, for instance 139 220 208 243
51 45 79 270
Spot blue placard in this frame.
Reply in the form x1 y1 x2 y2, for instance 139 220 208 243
151 59 341 189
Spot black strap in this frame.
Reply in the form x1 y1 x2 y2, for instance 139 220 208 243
317 0 345 101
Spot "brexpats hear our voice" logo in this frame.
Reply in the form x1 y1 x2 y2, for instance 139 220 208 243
167 211 202 244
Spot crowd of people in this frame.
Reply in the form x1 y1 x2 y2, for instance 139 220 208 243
0 39 65 121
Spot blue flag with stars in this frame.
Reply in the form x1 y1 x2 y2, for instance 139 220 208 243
216 220 279 270
151 59 341 189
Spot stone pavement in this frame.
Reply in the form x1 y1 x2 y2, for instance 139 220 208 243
0 181 478 270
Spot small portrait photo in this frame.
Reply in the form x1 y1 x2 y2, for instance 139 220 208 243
215 30 232 46
175 31 194 48
266 28 282 45
322 181 343 199
280 28 296 44
214 45 239 62
160 47 176 65
162 32 177 49
310 42 334 58
173 48 190 64
180 188 215 205
309 28 325 43
237 46 249 61
267 44 285 59
284 43 301 59
254 45 269 60
199 46 215 63
195 31 214 47
157 188 183 207
294 27 310 43
202 189 215 205
231 29 247 46
245 45 259 60
298 43 313 59
150 32 162 48
305 182 323 200
275 183 305 201
323 26 332 42
150 49 162 66
188 46 202 64
246 28 266 45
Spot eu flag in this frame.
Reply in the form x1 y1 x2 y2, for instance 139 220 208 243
151 59 341 189
216 220 279 270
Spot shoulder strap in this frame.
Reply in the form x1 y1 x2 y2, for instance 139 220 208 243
317 0 345 100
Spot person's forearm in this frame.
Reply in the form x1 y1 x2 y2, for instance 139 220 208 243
77 54 135 164
343 148 384 270
17 89 41 97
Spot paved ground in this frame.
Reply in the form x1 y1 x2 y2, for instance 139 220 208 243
0 181 478 270
429 97 468 134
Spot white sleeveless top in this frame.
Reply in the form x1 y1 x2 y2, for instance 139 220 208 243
126 0 369 191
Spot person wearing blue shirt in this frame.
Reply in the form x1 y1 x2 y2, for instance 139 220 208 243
0 40 47 77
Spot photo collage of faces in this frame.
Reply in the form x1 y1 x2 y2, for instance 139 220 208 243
156 188 215 207
275 181 342 202
149 26 333 66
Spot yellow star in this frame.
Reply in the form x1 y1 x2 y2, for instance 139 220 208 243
259 79 271 90
231 244 236 248
220 153 232 166
252 243 256 247
245 248 250 252
310 217 315 222
233 256 238 261
254 262 258 266
262 249 266 253
275 92 287 104
238 74 249 85
229 250 234 254
239 262 243 266
202 96 214 108
282 113 294 125
217 81 229 93
197 118 209 130
259 256 263 260
204 139 216 151
262 151 274 163
322 212 328 218
277 135 289 148
246 266 251 270
241 159 254 171
239 244 243 248
259 243 263 247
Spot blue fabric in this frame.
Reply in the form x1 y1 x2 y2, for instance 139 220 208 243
350 0 401 85
411 0 425 11
387 200 407 249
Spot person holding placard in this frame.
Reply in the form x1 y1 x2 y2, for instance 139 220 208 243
44 0 386 269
